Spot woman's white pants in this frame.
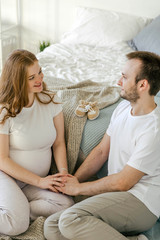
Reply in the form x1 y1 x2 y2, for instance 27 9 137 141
0 171 74 236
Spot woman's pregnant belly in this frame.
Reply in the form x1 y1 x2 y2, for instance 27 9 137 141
10 148 52 177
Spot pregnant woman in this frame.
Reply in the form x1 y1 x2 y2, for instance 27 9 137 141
0 49 73 236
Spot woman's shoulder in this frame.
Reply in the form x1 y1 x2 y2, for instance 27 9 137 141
37 92 62 116
38 92 61 103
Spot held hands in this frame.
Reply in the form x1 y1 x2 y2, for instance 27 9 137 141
38 173 80 196
55 174 80 196
38 173 68 193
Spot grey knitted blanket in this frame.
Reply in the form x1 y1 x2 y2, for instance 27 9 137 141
0 79 120 240
53 79 120 173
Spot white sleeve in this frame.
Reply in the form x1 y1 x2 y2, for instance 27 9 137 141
127 129 160 175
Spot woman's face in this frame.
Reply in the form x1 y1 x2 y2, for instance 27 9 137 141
27 61 44 93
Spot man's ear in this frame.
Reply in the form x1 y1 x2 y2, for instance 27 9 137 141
138 79 149 91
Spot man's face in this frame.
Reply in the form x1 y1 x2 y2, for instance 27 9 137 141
118 59 142 103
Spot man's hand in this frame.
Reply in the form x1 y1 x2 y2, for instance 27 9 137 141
56 174 80 196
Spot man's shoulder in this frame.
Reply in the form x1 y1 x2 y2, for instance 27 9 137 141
109 100 130 124
117 99 130 108
114 99 130 114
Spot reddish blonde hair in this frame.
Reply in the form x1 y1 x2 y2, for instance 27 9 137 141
0 49 55 124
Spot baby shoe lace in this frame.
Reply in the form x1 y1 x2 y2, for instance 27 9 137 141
85 102 97 113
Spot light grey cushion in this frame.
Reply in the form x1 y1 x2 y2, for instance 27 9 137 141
128 15 160 55
80 98 122 157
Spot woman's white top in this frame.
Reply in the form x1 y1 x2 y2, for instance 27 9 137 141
107 100 160 218
0 94 62 177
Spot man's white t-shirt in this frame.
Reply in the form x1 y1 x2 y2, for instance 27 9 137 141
0 93 62 177
107 100 160 218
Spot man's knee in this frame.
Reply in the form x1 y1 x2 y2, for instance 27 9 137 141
44 216 54 240
44 210 64 240
59 208 82 239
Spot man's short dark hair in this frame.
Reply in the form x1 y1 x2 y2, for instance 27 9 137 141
126 51 160 96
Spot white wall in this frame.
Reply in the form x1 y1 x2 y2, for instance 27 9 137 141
0 0 19 28
17 0 160 53
0 0 20 70
19 0 57 52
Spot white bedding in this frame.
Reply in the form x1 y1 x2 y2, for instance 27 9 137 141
37 42 132 88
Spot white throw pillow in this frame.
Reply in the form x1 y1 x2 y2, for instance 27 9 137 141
61 7 152 47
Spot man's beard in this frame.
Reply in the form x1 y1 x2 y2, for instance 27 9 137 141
120 85 140 103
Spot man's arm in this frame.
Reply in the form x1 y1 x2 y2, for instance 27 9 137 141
56 164 145 196
76 165 145 195
74 133 110 182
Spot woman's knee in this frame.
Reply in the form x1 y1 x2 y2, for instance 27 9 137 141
30 195 74 220
0 197 30 236
47 194 74 214
60 195 74 210
10 217 30 236
0 171 30 235
0 208 30 236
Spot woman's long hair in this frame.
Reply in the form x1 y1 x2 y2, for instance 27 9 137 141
0 49 56 124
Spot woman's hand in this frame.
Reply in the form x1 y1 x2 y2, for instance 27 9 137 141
38 173 67 193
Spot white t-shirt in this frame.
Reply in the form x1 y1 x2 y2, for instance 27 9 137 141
0 93 62 177
107 100 160 218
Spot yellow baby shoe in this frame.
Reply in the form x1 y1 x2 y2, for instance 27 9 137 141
75 100 89 117
87 101 99 120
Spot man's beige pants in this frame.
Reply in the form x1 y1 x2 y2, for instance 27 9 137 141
44 192 157 240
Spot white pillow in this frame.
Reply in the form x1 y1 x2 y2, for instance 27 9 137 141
61 7 152 47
